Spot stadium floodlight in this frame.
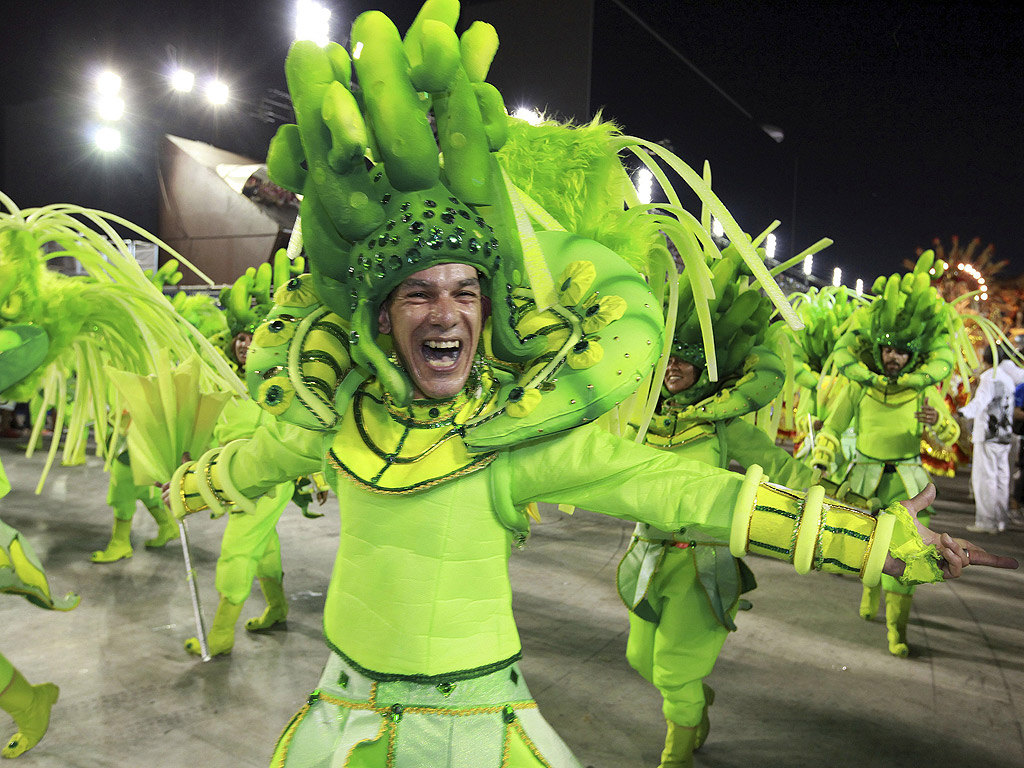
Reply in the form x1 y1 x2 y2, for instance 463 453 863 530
803 254 813 276
981 292 988 300
96 70 121 96
765 233 777 261
711 217 725 238
832 267 842 287
635 167 653 205
207 80 230 105
296 0 332 47
95 126 121 152
512 106 542 125
170 69 195 93
97 95 125 121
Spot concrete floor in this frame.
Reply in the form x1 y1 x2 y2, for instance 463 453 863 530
1 438 1022 768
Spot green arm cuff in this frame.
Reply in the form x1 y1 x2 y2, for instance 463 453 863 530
885 502 944 586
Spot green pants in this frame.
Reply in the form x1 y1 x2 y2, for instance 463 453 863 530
215 483 291 604
106 458 162 521
0 652 13 690
626 548 731 726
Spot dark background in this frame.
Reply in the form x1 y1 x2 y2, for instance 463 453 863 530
2 0 1021 282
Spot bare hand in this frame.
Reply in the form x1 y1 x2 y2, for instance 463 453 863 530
160 452 192 507
882 484 1020 578
915 405 939 425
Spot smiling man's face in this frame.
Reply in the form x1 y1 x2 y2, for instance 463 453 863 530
881 345 910 377
378 263 483 400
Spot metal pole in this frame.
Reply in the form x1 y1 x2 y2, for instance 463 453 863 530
178 518 211 662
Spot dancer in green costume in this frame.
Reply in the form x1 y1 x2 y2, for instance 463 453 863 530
617 253 824 768
0 325 79 759
812 253 963 656
167 4 1009 765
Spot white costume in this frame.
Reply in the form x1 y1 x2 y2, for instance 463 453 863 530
961 365 1015 532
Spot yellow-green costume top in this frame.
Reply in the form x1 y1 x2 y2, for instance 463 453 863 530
180 383 747 681
813 380 959 502
618 400 819 629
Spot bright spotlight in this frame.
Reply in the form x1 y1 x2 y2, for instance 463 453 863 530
832 267 842 287
803 254 813 276
96 70 121 96
170 69 195 93
95 126 121 152
97 95 125 121
982 292 989 300
855 278 863 295
765 233 777 261
296 0 332 46
635 167 653 205
711 217 725 238
207 81 230 105
957 263 965 270
512 106 542 125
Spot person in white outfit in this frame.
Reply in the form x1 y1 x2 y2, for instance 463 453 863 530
961 347 1018 533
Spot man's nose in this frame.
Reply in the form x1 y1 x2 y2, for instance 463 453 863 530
429 297 458 326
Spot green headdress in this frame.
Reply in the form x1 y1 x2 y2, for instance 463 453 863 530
832 252 956 389
0 192 242 489
661 242 778 412
786 286 867 389
263 0 805 411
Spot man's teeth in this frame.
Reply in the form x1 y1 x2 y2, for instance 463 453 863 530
425 340 460 349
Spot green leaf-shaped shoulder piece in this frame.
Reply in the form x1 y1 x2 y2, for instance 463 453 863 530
246 275 365 431
464 230 663 450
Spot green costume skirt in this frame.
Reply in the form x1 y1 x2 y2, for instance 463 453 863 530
272 652 581 767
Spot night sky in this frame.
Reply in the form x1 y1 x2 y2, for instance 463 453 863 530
2 0 1021 283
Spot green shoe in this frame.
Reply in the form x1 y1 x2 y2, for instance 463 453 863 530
694 683 715 750
859 584 880 620
659 719 698 768
185 598 244 658
245 577 289 632
143 505 179 549
90 518 133 563
0 670 59 759
885 593 912 658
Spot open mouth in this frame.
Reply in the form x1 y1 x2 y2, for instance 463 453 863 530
421 339 462 370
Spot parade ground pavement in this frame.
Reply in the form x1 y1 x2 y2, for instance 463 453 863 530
2 439 1022 767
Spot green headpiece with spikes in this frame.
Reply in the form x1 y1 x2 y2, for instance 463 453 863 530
664 242 774 408
833 251 956 388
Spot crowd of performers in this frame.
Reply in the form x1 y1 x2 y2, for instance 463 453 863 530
1 2 1021 766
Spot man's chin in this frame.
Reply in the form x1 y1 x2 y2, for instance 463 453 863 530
409 366 472 401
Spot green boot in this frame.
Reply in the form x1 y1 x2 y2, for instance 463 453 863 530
90 518 133 564
859 583 881 620
659 720 699 768
185 597 244 657
0 669 59 759
245 577 289 632
694 683 715 750
143 504 179 549
885 592 913 658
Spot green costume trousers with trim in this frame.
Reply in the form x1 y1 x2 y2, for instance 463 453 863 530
215 482 291 605
626 547 733 726
272 652 581 768
107 455 164 521
0 653 12 691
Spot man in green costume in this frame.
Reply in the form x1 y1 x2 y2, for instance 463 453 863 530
168 5 1009 766
618 259 824 768
813 255 963 657
1 325 79 759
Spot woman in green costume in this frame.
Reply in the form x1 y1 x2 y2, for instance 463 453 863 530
812 253 964 656
0 325 79 759
617 252 822 768
167 4 1008 765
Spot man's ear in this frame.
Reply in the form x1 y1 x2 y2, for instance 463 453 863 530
378 304 391 335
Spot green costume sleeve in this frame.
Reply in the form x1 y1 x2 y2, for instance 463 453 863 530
813 380 860 467
172 419 328 518
506 424 743 540
925 387 960 445
725 420 818 489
